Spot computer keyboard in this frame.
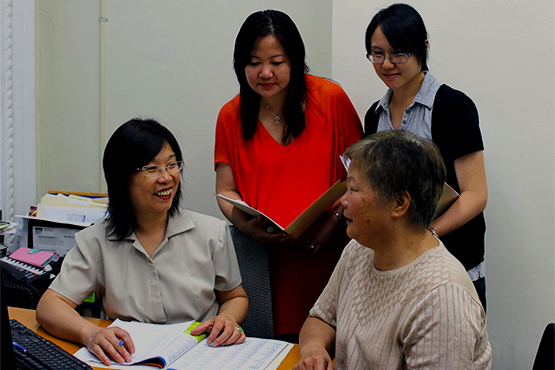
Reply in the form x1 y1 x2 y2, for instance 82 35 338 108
10 319 93 370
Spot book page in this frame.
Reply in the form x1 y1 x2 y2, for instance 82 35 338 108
74 320 197 367
214 180 347 239
167 338 293 370
213 194 285 233
84 362 157 369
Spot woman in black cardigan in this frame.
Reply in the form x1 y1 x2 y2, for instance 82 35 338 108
363 3 488 309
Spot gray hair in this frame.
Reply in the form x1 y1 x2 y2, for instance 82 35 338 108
344 130 446 229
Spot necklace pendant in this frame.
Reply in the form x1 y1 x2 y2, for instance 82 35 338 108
262 100 282 125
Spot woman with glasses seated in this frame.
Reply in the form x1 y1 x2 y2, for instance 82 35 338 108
37 118 248 366
364 3 488 310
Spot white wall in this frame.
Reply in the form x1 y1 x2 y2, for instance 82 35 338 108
332 1 554 369
0 0 36 224
24 0 555 369
35 0 332 218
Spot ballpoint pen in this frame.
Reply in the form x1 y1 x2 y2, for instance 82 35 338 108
13 341 47 366
13 341 28 353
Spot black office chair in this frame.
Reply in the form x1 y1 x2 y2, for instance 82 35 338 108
229 226 274 339
532 323 554 370
2 278 47 309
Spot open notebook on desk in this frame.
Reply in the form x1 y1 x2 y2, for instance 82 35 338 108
74 319 293 370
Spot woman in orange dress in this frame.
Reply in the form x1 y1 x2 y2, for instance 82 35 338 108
214 10 362 342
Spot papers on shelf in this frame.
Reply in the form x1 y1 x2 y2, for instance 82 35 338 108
37 193 108 226
12 193 108 256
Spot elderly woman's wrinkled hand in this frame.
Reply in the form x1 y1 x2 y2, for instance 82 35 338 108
190 314 246 347
293 343 334 370
84 326 135 366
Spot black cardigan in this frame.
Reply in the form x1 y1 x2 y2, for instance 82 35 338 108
364 84 486 271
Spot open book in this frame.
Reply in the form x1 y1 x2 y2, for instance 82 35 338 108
74 319 293 370
215 180 347 239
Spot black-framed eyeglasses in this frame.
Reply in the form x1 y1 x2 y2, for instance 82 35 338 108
366 52 413 64
136 161 184 177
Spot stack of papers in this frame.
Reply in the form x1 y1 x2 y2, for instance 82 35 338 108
0 220 17 236
36 193 108 226
12 193 108 256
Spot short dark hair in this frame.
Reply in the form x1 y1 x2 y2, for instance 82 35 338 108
344 131 446 229
365 3 429 71
102 118 183 240
233 9 309 142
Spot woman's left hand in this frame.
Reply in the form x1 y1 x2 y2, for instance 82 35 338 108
189 286 248 347
296 211 342 254
190 314 246 347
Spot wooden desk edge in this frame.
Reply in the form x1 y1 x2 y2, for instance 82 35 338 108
8 306 301 370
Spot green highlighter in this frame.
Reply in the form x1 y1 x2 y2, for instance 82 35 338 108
185 322 208 342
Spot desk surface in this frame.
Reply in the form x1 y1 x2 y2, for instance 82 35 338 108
8 306 300 370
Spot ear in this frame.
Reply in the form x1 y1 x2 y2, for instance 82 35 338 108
425 39 429 50
392 191 411 219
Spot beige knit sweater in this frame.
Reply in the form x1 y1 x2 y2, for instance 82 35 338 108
310 239 492 369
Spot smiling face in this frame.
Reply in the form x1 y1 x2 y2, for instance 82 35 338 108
342 165 393 248
245 35 291 105
370 26 424 93
128 142 180 220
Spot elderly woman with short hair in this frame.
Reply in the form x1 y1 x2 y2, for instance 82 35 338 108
294 131 491 370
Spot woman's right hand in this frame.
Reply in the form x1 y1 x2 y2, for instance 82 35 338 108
216 163 291 244
240 215 291 244
294 343 334 370
36 289 136 366
84 326 135 366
